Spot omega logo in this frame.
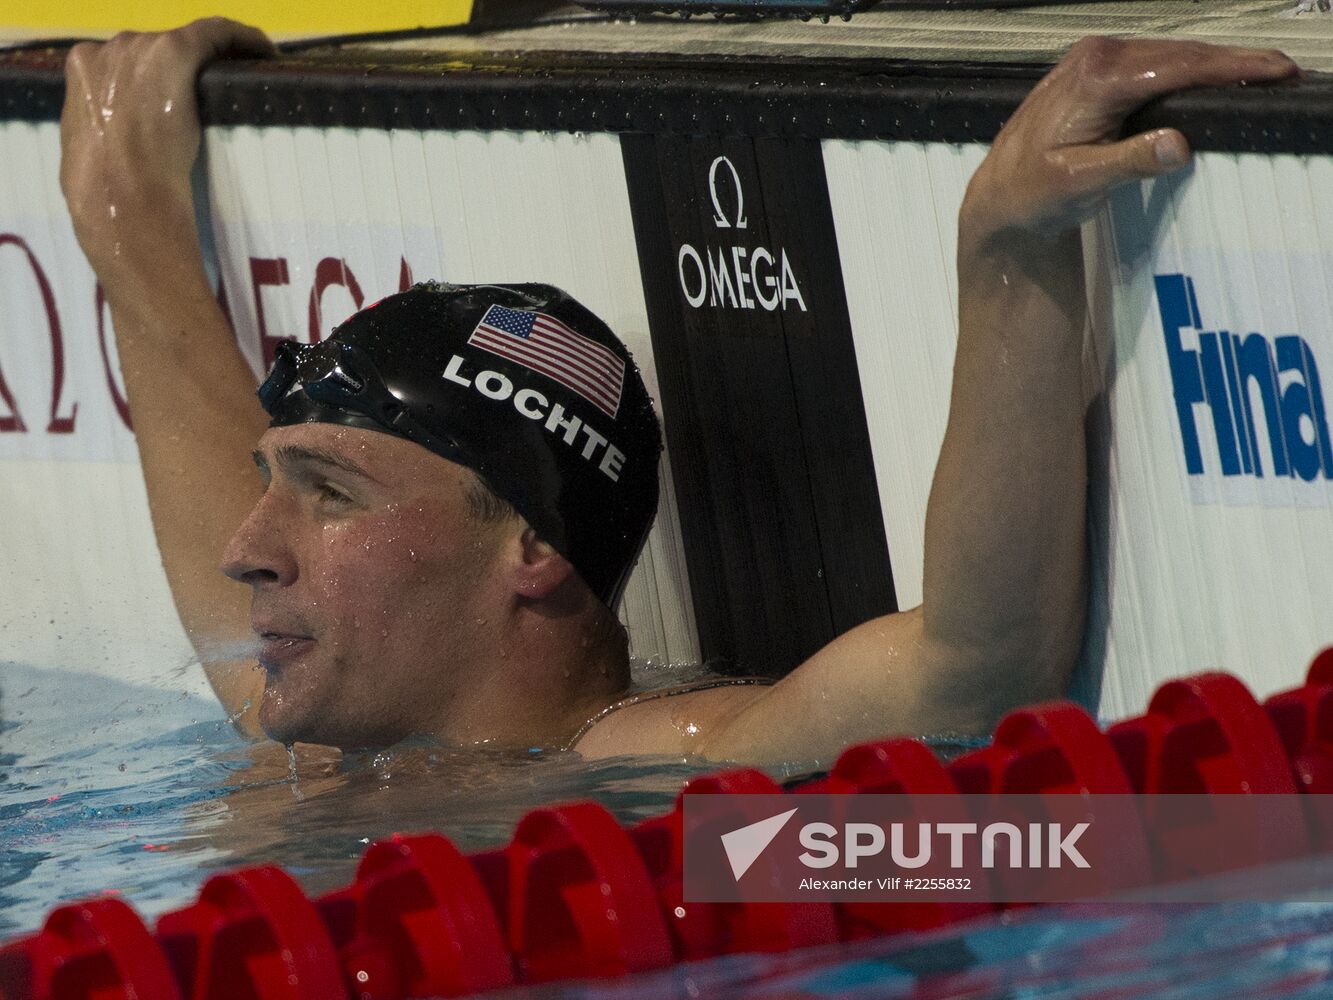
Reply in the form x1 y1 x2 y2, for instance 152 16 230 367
676 155 807 314
0 239 416 439
709 155 748 230
0 233 83 433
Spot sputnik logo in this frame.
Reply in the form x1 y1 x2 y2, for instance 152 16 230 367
720 807 799 881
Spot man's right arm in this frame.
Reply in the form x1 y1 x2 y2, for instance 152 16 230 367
61 20 277 733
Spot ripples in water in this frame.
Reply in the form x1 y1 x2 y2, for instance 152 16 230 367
6 663 1333 998
0 663 711 935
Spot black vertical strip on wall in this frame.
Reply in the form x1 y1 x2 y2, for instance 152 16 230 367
623 134 732 672
622 132 895 677
624 133 829 675
753 137 898 638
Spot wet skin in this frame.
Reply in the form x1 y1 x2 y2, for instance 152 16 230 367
221 423 505 748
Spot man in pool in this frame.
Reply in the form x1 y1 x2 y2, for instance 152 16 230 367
58 22 1300 762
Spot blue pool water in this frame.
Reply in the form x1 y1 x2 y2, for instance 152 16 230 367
0 662 708 937
483 897 1333 999
5 661 1333 998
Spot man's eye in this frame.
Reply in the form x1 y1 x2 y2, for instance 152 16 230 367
318 483 353 505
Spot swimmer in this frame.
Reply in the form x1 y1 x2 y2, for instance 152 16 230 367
58 22 1300 761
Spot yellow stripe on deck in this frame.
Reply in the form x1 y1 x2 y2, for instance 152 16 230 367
3 0 473 36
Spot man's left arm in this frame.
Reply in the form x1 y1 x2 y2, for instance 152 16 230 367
695 38 1300 765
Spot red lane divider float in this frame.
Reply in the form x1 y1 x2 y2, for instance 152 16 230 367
5 655 1333 1000
1108 672 1308 880
1108 672 1298 795
804 738 994 936
0 898 181 1000
504 802 672 982
156 865 345 1000
951 702 1152 899
317 833 512 999
1264 650 1333 794
950 702 1135 795
633 768 839 960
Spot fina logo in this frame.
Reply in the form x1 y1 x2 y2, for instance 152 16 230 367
1157 273 1333 496
676 156 808 313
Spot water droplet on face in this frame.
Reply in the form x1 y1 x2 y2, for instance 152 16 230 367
223 699 251 726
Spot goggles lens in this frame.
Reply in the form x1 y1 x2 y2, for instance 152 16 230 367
258 339 461 460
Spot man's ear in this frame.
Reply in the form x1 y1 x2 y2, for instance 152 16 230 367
512 527 575 599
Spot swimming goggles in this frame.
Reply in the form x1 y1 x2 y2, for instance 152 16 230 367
258 338 467 463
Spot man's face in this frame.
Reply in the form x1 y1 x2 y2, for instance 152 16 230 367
220 422 507 748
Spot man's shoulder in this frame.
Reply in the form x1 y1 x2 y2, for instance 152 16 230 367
572 679 770 760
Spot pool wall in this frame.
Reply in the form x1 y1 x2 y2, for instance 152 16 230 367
1 34 1332 717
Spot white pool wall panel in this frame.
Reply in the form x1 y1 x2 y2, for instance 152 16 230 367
824 140 1333 720
0 121 204 693
1090 153 1333 717
822 139 984 614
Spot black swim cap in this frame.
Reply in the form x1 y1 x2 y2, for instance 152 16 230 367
258 282 662 610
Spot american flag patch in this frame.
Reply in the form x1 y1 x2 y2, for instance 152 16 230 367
468 304 626 419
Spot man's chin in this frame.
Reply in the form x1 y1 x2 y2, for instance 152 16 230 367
256 676 334 746
257 690 401 750
256 696 318 746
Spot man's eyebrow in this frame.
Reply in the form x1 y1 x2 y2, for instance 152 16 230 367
260 444 383 483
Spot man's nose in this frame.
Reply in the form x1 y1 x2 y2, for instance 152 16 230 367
219 493 298 588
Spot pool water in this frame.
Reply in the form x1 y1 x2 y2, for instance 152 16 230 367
5 661 1333 999
0 662 711 938
482 897 1333 999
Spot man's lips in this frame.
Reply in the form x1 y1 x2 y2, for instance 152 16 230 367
254 631 315 669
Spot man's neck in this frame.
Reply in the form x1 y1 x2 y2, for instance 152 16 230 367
436 607 630 750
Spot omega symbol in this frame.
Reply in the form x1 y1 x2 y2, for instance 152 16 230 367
708 156 749 231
